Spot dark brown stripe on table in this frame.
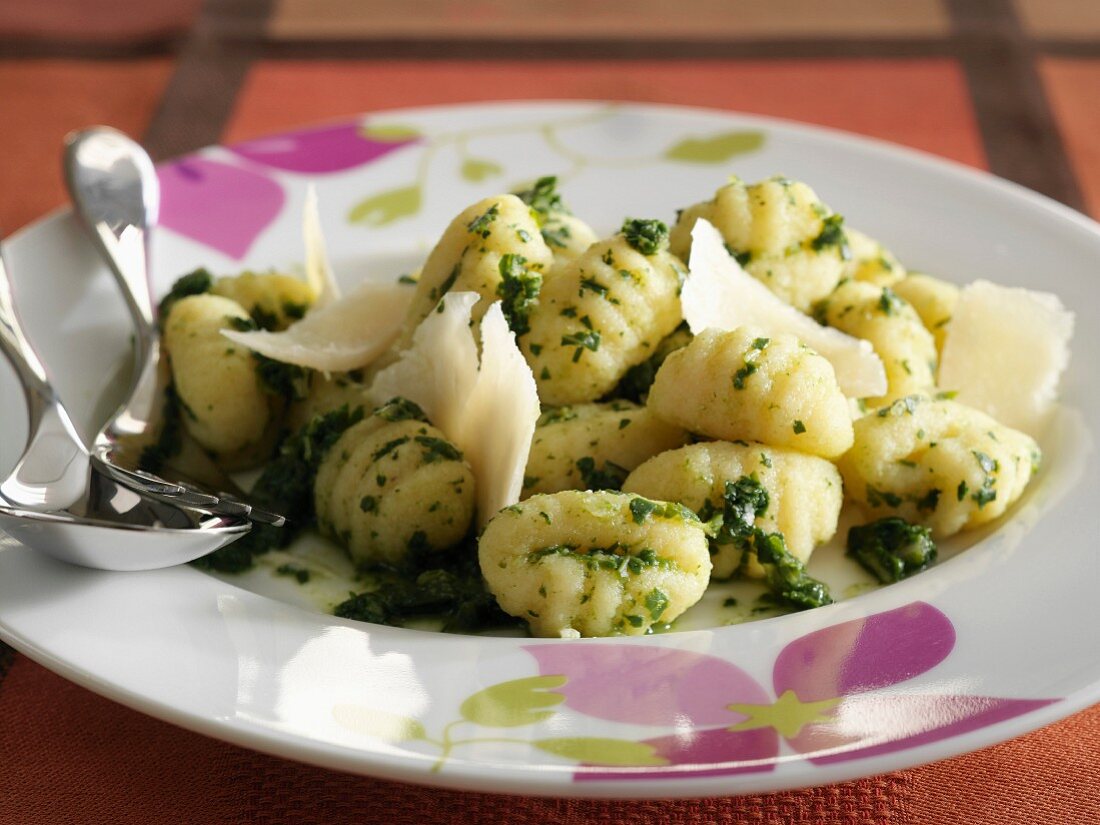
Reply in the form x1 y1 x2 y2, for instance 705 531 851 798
1039 40 1100 57
258 37 952 61
946 0 1085 210
142 0 277 160
0 38 180 59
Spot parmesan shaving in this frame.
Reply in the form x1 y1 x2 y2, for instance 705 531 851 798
367 293 541 524
303 184 342 308
221 279 413 371
684 218 887 399
367 291 480 440
460 302 541 524
938 279 1073 435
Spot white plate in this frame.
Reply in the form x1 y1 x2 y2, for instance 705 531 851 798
1 101 1098 799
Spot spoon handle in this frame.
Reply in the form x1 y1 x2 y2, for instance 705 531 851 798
64 127 163 435
0 245 90 509
0 246 59 433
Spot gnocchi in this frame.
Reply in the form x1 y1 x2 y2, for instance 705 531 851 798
478 490 711 637
315 401 476 565
647 327 854 459
523 400 689 496
838 395 1040 537
816 279 937 405
397 194 553 346
842 228 905 287
210 271 316 330
891 272 960 354
521 220 685 405
169 170 1064 638
670 175 848 312
623 441 842 579
162 293 273 466
286 371 369 434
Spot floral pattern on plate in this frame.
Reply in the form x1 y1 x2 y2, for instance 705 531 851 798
332 602 1055 779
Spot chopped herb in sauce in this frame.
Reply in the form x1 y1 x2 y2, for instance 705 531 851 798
809 213 850 259
514 176 566 220
621 218 669 255
575 456 628 490
373 396 429 423
158 267 214 322
847 517 937 583
466 204 500 237
496 253 541 337
561 329 601 362
733 336 769 390
878 286 904 316
415 435 464 464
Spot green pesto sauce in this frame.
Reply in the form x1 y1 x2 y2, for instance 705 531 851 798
466 203 500 238
527 543 673 576
561 329 601 362
414 435 464 464
496 253 541 337
733 337 769 390
621 218 669 255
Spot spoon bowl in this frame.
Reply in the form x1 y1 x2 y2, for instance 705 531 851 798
0 486 247 572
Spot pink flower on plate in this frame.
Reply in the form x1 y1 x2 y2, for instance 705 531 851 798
525 602 1055 781
228 122 420 174
158 158 285 260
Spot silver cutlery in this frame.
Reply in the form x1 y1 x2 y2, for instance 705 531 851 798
0 242 250 571
63 126 284 526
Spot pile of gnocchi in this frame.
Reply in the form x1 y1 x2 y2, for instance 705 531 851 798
157 174 1070 638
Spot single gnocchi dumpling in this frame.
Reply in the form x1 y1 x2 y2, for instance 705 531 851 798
521 219 685 405
210 271 316 330
286 371 369 433
314 400 476 565
842 228 906 287
648 327 853 459
396 194 553 346
523 400 689 497
816 279 937 406
891 272 960 354
670 175 848 313
623 441 842 579
163 293 273 466
542 212 599 266
478 490 711 637
838 395 1040 537
511 176 598 269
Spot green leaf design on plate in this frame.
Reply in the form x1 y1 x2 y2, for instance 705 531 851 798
533 737 668 767
332 705 426 742
663 131 765 164
348 185 422 226
461 157 503 182
459 675 566 728
360 123 422 142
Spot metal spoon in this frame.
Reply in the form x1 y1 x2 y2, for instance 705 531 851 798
63 126 285 526
0 243 250 571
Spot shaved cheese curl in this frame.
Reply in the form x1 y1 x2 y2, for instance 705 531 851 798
221 279 413 372
684 218 886 399
367 291 480 439
367 293 540 524
303 184 342 307
460 302 541 524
